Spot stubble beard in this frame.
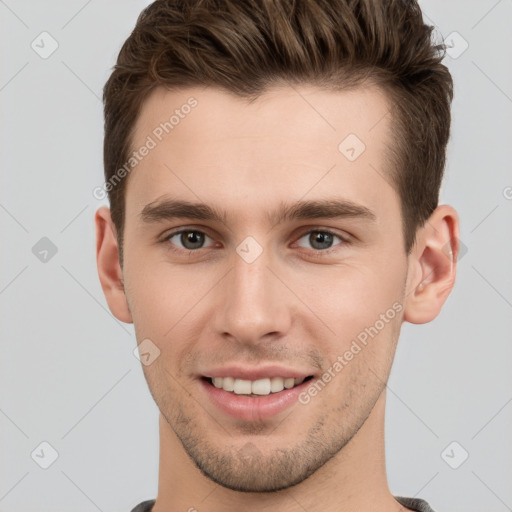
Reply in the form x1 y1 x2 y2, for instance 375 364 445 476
152 374 384 493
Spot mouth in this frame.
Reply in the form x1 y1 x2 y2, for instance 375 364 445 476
199 375 316 421
202 375 315 397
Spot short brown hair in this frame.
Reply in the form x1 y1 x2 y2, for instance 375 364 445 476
103 0 453 262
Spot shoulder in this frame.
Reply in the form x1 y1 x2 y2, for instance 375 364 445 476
130 496 434 512
394 495 438 512
129 499 156 512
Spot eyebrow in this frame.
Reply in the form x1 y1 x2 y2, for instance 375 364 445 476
139 197 377 226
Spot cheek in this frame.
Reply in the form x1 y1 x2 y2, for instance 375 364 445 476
123 257 216 366
299 259 405 359
123 256 178 339
124 248 203 317
313 261 403 317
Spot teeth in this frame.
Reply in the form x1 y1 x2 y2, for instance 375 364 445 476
222 376 235 391
270 377 284 393
233 379 252 395
252 378 271 395
284 378 295 389
210 376 306 395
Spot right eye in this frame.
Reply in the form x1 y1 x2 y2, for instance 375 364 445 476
163 229 217 252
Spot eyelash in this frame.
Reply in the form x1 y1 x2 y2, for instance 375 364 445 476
161 227 350 257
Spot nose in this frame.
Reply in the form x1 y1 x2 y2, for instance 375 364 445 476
213 245 292 346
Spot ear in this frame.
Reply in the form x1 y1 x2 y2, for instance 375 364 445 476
403 205 460 324
95 207 133 323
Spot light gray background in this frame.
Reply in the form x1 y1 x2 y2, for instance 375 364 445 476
1 1 511 511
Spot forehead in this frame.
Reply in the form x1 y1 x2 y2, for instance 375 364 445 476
125 84 398 227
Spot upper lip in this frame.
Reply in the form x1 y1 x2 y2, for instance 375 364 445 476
199 364 314 381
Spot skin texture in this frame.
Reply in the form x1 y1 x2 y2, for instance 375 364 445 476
95 84 459 512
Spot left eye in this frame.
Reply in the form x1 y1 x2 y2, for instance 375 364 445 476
295 230 345 251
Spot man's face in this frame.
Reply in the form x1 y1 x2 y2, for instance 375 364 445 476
122 84 409 491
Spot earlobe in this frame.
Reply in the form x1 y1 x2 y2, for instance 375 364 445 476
403 205 460 325
95 207 133 323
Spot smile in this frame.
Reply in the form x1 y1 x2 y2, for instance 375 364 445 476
206 376 313 396
200 375 315 421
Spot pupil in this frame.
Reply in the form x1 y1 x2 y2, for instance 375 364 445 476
311 231 333 250
182 231 204 249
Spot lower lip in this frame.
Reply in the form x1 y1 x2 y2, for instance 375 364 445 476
200 378 312 422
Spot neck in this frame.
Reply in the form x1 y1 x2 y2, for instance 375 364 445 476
152 389 401 512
